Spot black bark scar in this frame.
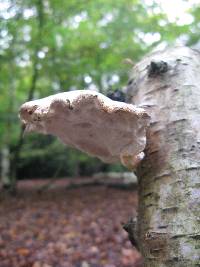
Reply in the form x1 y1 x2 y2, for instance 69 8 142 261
123 217 139 250
148 61 168 77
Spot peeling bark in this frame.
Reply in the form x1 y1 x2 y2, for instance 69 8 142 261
127 47 200 266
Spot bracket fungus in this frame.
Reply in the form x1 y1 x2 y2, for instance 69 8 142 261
19 90 150 169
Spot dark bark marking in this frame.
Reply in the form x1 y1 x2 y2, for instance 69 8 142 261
127 78 134 85
145 84 169 95
158 225 168 229
190 234 200 240
66 99 73 110
123 217 139 250
154 173 170 181
144 231 168 257
162 206 179 212
148 61 168 77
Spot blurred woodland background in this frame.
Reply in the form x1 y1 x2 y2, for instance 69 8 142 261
1 1 200 267
1 0 200 191
0 0 200 189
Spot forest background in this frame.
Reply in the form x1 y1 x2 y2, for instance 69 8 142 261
1 0 200 187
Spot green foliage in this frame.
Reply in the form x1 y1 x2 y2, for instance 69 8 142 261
0 0 199 178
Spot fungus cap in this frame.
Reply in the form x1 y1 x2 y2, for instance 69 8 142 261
19 90 150 169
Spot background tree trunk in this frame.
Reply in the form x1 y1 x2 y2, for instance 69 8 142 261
127 47 200 266
1 146 10 188
8 0 44 193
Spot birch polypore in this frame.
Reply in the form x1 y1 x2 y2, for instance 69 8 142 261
19 90 150 169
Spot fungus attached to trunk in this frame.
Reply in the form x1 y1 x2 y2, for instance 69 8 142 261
19 90 150 169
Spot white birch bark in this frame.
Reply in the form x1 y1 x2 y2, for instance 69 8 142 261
126 47 200 267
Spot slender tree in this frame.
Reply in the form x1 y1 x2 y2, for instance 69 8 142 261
9 0 45 192
1 25 19 190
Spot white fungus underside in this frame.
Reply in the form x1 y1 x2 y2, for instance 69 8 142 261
19 90 150 168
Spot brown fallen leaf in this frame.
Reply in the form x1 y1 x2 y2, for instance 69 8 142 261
32 262 42 267
17 248 30 256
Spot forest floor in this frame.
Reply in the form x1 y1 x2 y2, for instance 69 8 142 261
0 178 142 267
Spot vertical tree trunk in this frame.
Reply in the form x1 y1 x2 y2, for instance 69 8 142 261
127 47 200 266
9 0 44 193
2 55 16 191
1 146 10 188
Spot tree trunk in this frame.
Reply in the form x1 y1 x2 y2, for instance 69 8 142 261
126 47 200 266
1 146 10 188
9 0 44 193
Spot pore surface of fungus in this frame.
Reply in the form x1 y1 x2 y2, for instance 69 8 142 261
19 90 150 169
